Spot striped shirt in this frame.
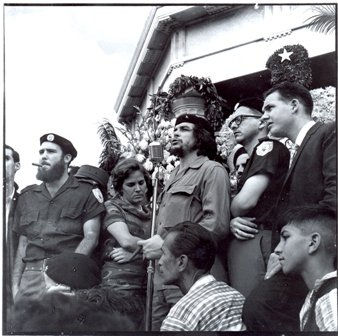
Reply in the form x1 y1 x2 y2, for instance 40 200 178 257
161 275 246 331
300 271 337 331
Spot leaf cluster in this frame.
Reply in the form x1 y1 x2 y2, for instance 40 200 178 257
266 44 312 88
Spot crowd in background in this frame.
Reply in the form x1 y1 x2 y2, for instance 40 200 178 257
4 81 337 332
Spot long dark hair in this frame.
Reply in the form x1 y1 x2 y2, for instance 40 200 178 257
192 123 217 160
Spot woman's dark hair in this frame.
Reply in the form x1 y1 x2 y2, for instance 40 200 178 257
112 158 152 200
168 221 217 273
192 123 217 160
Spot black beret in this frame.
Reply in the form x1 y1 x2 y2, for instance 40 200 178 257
234 97 264 113
75 165 109 190
45 252 100 290
40 133 77 159
175 114 213 134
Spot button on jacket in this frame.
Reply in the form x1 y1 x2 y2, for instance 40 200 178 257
157 155 230 240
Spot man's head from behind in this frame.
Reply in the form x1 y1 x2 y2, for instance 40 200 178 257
262 82 313 138
275 205 336 276
228 97 265 146
5 145 20 184
158 222 217 287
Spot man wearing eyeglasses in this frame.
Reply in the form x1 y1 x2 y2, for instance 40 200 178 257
226 97 290 298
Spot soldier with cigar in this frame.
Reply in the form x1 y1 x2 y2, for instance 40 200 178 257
12 133 106 302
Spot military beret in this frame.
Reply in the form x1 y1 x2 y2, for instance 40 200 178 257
75 165 109 191
175 114 213 134
40 133 77 159
45 252 100 290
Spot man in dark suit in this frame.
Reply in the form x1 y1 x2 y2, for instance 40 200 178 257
242 81 336 332
5 144 21 331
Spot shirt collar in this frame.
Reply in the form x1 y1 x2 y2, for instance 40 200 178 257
313 270 337 291
33 175 77 192
295 120 316 147
189 274 215 292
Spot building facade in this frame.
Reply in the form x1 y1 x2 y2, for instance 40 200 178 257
115 5 336 124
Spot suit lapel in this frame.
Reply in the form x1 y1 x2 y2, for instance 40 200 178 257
284 123 321 183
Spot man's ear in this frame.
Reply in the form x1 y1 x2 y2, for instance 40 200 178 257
308 232 321 254
14 162 21 172
290 99 300 114
178 255 189 272
64 154 72 165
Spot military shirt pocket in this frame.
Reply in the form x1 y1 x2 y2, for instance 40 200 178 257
20 210 40 238
164 185 199 228
58 207 83 235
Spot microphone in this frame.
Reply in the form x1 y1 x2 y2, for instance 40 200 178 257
149 141 163 163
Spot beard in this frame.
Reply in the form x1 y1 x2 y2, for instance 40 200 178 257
169 145 184 157
36 159 66 183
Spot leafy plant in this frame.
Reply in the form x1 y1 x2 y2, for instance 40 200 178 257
150 75 229 132
266 44 312 88
98 119 122 173
305 5 335 34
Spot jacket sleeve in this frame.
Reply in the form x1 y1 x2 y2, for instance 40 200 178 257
199 164 231 239
320 124 336 213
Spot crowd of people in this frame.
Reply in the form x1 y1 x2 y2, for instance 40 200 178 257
3 81 337 332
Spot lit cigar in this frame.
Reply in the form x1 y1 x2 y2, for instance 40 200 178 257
32 163 42 167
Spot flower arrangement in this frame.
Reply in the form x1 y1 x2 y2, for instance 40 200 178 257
149 75 229 132
266 44 312 88
215 123 237 161
310 86 336 123
115 106 180 180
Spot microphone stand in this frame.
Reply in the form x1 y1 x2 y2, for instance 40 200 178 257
145 163 160 331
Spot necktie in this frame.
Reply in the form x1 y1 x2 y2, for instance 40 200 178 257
289 143 299 168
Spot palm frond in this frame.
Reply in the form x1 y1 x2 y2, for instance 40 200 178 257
97 119 121 173
305 5 336 34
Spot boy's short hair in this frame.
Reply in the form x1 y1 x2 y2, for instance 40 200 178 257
282 205 336 258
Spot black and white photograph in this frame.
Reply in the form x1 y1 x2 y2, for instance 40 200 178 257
2 2 337 334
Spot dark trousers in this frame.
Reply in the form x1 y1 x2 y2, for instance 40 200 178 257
227 230 271 297
242 271 308 332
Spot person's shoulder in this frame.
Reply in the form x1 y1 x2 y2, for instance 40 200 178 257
201 157 227 171
20 183 40 194
312 121 335 135
215 281 246 300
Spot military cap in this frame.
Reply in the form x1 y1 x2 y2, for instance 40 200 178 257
45 252 100 290
175 114 213 134
234 97 263 114
75 165 109 191
228 97 264 125
40 133 77 159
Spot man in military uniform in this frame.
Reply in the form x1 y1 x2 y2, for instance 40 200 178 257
138 114 230 330
226 98 290 297
12 133 106 302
